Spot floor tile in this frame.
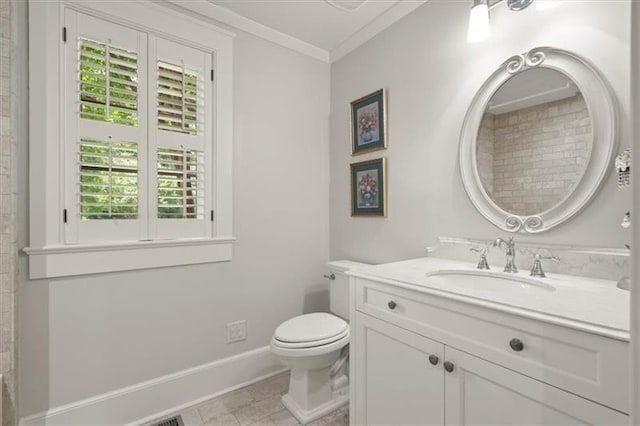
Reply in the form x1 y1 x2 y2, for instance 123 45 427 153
180 408 204 426
198 389 253 423
246 408 299 426
307 405 349 426
245 372 289 402
156 371 349 426
202 413 240 426
233 396 285 426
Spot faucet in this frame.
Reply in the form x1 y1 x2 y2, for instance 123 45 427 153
470 247 490 270
530 253 560 278
494 236 517 273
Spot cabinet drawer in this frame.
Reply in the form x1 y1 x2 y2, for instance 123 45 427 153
355 278 630 414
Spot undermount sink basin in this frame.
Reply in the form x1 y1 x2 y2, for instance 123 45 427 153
425 269 556 292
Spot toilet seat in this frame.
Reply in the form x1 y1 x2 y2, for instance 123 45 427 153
271 331 349 358
271 313 350 358
273 328 349 349
274 312 348 344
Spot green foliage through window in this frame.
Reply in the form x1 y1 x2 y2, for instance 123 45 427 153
79 138 139 220
79 38 138 126
157 61 199 134
157 147 203 219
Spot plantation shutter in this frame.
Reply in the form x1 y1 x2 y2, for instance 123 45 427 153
64 11 148 243
149 36 212 239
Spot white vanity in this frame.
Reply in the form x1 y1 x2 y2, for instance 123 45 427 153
348 258 629 425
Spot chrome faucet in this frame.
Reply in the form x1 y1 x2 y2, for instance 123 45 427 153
530 253 560 278
494 236 517 273
470 247 490 270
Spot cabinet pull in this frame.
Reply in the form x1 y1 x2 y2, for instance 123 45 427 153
443 361 454 373
387 300 397 310
428 354 439 366
509 338 524 352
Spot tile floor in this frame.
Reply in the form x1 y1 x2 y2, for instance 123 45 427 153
151 371 349 426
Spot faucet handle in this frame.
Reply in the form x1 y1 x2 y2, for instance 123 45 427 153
535 253 560 262
530 253 560 278
470 247 490 270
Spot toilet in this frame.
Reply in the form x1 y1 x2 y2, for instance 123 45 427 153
270 260 368 425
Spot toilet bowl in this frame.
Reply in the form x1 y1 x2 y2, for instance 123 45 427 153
270 261 368 425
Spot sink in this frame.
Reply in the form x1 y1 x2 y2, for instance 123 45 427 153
425 269 556 292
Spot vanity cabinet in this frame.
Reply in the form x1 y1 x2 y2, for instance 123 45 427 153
353 312 445 425
350 277 630 425
445 346 627 425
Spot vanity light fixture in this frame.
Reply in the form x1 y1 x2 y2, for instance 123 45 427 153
506 0 533 11
467 0 491 43
467 0 560 43
536 0 561 10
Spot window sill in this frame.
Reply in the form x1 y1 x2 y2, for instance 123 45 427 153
23 237 236 279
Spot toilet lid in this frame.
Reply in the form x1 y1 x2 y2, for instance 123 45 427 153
274 312 348 343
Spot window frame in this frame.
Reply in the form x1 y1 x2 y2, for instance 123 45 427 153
25 0 235 279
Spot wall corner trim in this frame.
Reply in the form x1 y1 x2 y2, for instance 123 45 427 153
330 0 427 63
19 346 284 426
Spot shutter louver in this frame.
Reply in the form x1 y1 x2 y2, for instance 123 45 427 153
79 138 139 220
157 61 201 135
157 147 204 219
79 38 139 126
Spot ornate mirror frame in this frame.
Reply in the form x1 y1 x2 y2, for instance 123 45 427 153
459 47 618 233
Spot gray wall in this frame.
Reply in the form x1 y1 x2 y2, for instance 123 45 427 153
330 0 631 263
18 19 331 417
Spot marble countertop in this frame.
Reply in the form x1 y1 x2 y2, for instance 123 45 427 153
347 257 630 341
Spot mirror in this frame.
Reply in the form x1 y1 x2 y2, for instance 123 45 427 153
460 47 617 233
477 68 592 216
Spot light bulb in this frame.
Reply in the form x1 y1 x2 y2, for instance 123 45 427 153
467 0 491 43
536 0 560 11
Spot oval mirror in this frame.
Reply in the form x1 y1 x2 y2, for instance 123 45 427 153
460 47 618 233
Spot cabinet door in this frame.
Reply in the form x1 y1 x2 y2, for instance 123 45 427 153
352 312 445 425
444 347 629 425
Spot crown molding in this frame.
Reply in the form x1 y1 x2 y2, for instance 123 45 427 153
330 0 427 63
158 0 427 64
160 0 330 63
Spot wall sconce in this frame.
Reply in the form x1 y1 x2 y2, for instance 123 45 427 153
467 0 560 43
467 0 491 43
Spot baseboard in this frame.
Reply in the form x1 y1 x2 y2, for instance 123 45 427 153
20 346 284 425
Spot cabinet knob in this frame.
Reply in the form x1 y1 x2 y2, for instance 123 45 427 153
429 354 439 366
443 361 454 373
387 300 397 310
509 338 524 352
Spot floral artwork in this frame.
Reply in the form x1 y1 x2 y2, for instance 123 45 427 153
351 158 386 217
356 103 380 147
356 170 378 208
351 89 387 155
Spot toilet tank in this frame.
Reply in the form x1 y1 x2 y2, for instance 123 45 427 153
327 260 371 321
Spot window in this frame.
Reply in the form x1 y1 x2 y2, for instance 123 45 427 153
78 38 139 126
26 0 234 278
79 138 139 220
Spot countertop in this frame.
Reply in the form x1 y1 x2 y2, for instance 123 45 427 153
347 257 630 341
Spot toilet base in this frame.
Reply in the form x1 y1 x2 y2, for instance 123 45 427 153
281 388 349 425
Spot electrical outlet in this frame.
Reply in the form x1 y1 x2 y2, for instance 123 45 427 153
227 320 247 343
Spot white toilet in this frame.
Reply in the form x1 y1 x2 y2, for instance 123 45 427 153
270 260 368 425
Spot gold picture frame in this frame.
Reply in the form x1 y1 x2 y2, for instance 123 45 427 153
350 157 387 217
350 89 387 155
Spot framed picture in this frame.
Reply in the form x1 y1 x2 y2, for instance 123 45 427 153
350 89 387 155
350 157 387 217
